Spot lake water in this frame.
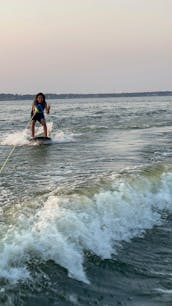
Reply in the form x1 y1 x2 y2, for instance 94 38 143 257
0 96 172 305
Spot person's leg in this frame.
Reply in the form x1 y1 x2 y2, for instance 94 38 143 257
31 120 36 137
40 118 47 137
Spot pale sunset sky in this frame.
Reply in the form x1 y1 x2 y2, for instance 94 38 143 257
1 0 172 94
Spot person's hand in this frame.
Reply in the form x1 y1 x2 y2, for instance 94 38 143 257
46 105 50 114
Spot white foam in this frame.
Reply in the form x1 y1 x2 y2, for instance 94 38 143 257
53 130 76 143
1 129 30 146
0 169 172 284
0 124 75 146
155 288 172 294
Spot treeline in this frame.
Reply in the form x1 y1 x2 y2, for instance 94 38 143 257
0 91 172 101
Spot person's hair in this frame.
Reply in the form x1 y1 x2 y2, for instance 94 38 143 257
34 92 46 104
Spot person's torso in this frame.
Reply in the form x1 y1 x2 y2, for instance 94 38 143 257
34 102 46 113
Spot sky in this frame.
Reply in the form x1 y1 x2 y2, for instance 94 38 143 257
1 0 172 94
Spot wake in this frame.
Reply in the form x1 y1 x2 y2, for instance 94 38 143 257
0 122 76 146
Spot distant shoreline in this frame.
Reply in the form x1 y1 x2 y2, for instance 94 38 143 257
1 91 172 101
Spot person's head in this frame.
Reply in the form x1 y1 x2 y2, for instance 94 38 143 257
35 92 46 104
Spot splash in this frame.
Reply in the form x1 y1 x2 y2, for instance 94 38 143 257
53 130 76 143
0 166 172 284
1 129 30 146
0 123 75 146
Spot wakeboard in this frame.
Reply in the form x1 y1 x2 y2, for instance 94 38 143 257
29 136 52 145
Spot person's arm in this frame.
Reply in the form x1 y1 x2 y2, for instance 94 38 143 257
45 102 50 114
31 101 35 115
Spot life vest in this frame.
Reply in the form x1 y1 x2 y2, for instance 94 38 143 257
34 102 45 113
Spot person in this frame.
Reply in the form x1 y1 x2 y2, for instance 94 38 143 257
31 92 50 137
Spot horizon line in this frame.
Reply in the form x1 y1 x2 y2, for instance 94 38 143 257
0 90 172 101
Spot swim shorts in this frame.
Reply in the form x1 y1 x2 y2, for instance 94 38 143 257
31 112 45 122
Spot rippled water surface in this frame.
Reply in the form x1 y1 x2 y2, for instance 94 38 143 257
0 96 172 305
